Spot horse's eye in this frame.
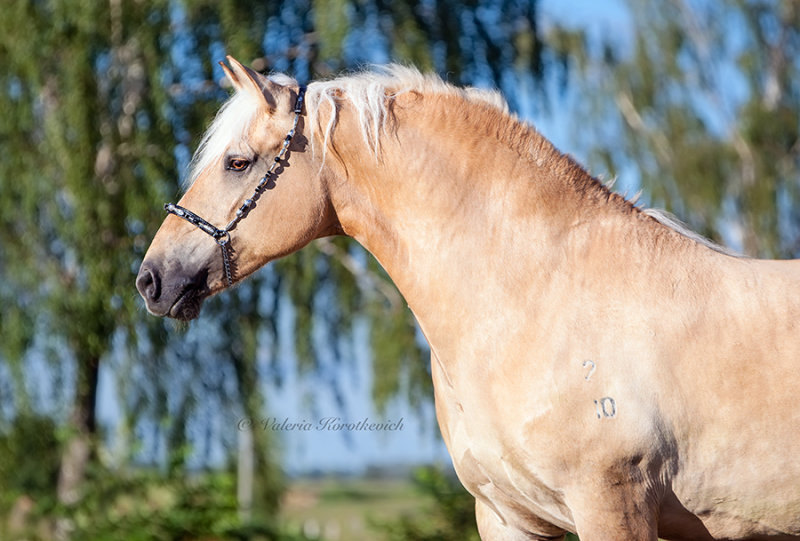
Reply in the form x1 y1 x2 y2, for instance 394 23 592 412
227 158 250 172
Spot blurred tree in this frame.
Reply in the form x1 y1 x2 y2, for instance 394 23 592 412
0 0 289 532
0 0 175 521
378 466 481 541
554 0 800 257
0 414 61 510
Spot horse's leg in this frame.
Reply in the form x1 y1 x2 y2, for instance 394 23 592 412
475 499 567 541
571 514 658 541
567 485 659 541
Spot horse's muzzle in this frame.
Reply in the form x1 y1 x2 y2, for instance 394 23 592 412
136 260 209 321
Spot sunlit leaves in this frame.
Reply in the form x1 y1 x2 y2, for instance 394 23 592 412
565 0 800 258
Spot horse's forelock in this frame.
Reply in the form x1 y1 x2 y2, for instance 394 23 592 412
185 91 260 188
185 73 299 188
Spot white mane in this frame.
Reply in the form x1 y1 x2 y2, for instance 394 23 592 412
186 90 261 187
304 65 508 160
643 208 741 257
186 66 507 186
186 65 738 258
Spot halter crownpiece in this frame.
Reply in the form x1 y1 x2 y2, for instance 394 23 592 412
165 85 307 287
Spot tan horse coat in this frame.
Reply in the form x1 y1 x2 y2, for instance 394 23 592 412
137 58 800 540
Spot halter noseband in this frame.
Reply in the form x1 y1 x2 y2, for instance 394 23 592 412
165 86 307 287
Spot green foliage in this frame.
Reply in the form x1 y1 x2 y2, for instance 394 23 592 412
376 466 480 541
0 415 61 511
369 299 431 414
313 0 350 62
48 468 305 541
564 0 800 258
0 0 290 527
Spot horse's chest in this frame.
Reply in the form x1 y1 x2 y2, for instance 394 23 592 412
431 357 572 531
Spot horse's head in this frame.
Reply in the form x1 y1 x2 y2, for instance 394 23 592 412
136 57 334 320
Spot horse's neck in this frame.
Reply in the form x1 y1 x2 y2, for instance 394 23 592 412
325 93 688 343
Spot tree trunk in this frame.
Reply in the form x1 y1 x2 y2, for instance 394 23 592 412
55 355 99 539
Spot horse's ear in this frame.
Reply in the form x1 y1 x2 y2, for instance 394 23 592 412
220 56 280 112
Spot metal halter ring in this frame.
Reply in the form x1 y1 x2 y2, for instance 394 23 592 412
215 230 231 246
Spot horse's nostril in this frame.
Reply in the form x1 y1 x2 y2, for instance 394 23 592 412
136 264 161 302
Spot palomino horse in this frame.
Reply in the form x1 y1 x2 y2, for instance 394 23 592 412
137 57 800 540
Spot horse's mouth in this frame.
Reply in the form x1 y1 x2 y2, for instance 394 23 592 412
169 287 206 321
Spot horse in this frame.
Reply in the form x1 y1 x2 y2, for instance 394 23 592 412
136 56 800 540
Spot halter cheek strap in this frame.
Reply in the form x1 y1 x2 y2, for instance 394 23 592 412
165 85 307 287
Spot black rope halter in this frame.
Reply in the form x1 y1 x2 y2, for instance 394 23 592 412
165 86 307 287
